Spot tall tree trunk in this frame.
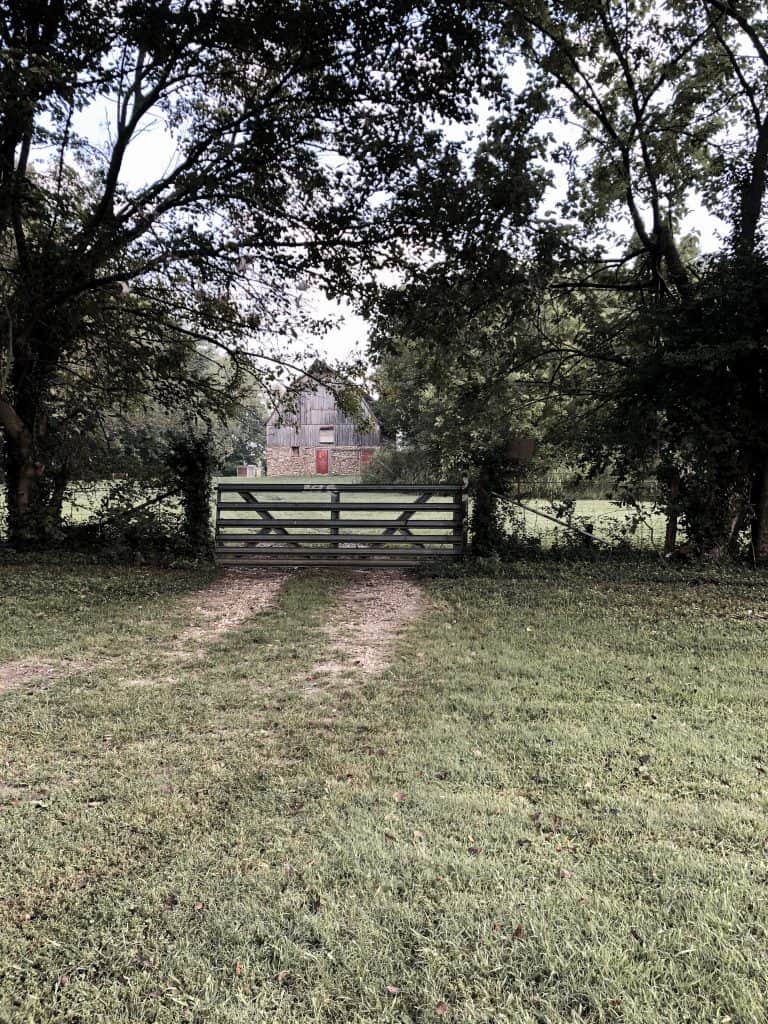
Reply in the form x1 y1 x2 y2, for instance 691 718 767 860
663 468 680 555
3 432 46 544
664 511 678 555
659 464 684 557
0 351 63 545
1 413 59 545
750 458 768 561
471 451 511 557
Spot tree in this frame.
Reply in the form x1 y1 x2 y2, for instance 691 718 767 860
0 0 506 544
217 389 267 474
370 253 555 553
498 0 768 556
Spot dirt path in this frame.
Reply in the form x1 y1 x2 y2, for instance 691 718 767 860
0 657 94 692
0 569 291 691
308 572 427 685
171 569 290 659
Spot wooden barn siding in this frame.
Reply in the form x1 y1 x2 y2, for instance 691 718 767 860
267 424 381 446
266 384 381 448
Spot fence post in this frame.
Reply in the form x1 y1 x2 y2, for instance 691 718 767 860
330 488 340 548
457 474 469 557
215 483 222 553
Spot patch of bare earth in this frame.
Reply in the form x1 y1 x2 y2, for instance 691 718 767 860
0 657 93 692
306 572 427 691
1 571 289 694
122 674 182 688
171 569 290 659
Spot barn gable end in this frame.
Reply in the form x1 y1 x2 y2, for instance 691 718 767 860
266 373 381 477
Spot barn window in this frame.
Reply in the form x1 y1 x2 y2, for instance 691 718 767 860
318 426 335 444
291 446 299 456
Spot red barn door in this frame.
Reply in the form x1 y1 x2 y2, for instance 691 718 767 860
315 448 329 474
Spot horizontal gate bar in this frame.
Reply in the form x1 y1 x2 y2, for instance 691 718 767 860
215 547 457 558
216 533 458 544
214 499 460 512
217 559 433 568
217 483 461 494
215 518 456 529
216 502 460 512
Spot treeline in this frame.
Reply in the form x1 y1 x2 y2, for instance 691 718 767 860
2 2 768 560
365 2 768 560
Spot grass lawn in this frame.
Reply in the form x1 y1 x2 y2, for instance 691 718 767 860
1 556 767 1022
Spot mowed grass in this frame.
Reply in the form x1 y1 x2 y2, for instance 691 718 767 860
0 556 767 1022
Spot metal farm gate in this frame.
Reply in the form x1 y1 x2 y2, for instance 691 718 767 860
215 482 467 568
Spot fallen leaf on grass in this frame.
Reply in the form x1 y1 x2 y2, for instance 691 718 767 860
513 922 524 939
384 832 396 843
435 1001 449 1016
393 791 407 803
234 961 242 976
559 868 573 880
385 985 401 995
468 846 482 857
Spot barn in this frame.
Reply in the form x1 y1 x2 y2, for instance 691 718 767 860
265 369 381 477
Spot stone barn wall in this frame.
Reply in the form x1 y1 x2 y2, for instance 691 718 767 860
267 446 316 476
267 446 377 477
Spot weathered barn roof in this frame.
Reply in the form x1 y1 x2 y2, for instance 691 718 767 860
266 364 381 448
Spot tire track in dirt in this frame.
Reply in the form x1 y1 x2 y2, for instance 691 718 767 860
306 571 427 690
169 569 290 661
0 569 291 692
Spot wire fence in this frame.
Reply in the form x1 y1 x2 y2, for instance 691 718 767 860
501 497 667 552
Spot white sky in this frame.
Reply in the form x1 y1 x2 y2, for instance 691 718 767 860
310 297 369 362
